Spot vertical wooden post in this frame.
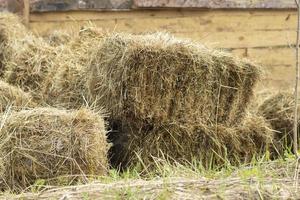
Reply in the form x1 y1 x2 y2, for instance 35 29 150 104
294 0 299 156
23 0 30 27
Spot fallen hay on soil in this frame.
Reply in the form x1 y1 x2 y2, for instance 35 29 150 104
87 32 261 126
0 13 56 99
110 114 274 169
257 92 300 152
12 159 299 200
0 107 109 192
0 81 35 112
42 27 106 109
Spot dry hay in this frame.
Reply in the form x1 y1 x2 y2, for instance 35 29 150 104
109 114 274 169
42 27 107 109
0 13 56 100
0 107 109 192
0 13 28 77
0 80 36 112
44 30 72 46
87 32 260 127
257 92 299 152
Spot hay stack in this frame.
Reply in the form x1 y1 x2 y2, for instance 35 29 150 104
257 92 299 151
44 30 72 46
87 33 260 126
0 13 28 77
0 107 109 191
42 27 106 109
0 80 35 112
85 32 262 169
0 13 56 99
109 114 274 169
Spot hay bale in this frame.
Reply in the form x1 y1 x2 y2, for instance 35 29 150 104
0 13 28 77
0 80 35 112
257 92 299 151
109 114 274 169
0 107 109 191
87 33 260 126
3 35 56 96
0 13 56 99
42 27 106 109
44 30 72 46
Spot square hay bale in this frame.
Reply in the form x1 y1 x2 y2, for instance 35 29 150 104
87 33 260 126
257 92 300 152
0 80 36 112
0 107 109 192
42 27 106 109
0 13 56 100
109 114 274 169
0 13 28 78
44 30 72 47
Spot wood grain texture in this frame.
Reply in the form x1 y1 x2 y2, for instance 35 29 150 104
134 0 297 9
30 10 297 48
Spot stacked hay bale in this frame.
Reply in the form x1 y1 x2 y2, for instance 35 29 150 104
88 33 260 126
258 92 300 153
42 27 106 109
0 13 56 101
0 107 109 191
0 13 27 77
86 33 273 169
0 80 35 112
44 30 72 47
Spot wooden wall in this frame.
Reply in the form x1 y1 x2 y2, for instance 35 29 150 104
29 9 297 91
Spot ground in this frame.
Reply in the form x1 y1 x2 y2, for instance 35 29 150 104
3 155 300 200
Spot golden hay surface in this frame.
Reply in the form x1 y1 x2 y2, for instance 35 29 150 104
87 32 260 127
44 30 72 47
109 114 274 169
0 13 56 100
257 92 300 152
42 27 107 109
0 80 35 112
0 107 109 192
0 13 28 77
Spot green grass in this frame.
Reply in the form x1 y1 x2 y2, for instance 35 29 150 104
1 153 299 199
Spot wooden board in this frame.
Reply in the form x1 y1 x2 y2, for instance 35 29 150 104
30 10 298 48
134 0 297 9
30 0 132 12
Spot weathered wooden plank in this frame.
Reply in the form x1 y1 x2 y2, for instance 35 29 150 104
30 10 297 22
173 31 296 48
114 14 296 33
30 0 132 12
30 10 297 35
30 19 296 49
134 0 296 9
230 47 294 67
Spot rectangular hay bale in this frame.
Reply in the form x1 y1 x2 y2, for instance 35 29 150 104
87 32 260 126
